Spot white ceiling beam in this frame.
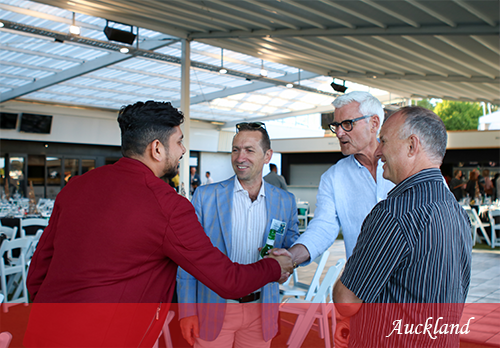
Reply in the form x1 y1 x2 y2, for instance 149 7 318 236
205 0 298 30
327 71 500 84
402 36 496 79
434 36 499 70
139 0 245 32
243 0 327 29
32 0 189 38
0 22 177 102
470 36 500 54
316 0 386 28
372 36 471 78
306 37 426 76
188 23 498 39
281 0 356 29
0 44 84 63
405 0 456 27
171 71 320 108
224 104 335 128
453 0 496 27
0 60 60 72
165 0 273 30
0 3 102 31
359 0 420 28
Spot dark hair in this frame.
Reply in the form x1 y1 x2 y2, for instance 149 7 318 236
453 170 462 178
388 106 447 164
206 171 210 175
117 101 184 157
234 123 271 152
269 163 277 171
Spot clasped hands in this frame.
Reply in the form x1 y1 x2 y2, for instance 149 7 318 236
263 248 294 284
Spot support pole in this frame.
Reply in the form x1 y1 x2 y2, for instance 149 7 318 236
179 39 191 199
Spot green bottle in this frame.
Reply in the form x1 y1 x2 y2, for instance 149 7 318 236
260 228 277 258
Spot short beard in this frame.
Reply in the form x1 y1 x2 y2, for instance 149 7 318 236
161 165 178 181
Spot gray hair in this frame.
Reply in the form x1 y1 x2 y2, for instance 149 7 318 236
388 106 447 164
332 91 385 129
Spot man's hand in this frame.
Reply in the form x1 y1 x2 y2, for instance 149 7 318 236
271 244 311 267
179 315 199 346
266 249 293 283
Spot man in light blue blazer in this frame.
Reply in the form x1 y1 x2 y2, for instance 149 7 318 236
177 122 299 348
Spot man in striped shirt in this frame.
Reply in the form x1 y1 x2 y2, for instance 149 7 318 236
333 106 472 347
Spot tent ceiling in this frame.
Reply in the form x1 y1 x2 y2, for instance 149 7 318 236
1 0 498 125
33 0 499 104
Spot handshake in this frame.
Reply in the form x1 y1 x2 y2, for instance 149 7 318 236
263 248 294 284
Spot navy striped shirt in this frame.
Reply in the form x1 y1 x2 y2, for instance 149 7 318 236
340 169 472 347
341 168 472 303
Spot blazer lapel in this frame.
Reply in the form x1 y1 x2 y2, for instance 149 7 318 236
263 182 283 245
216 177 235 258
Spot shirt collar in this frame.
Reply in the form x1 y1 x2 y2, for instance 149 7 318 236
233 177 266 199
388 168 443 198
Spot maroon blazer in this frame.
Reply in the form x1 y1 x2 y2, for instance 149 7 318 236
25 157 280 347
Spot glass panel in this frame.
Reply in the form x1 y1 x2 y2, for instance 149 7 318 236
9 156 25 197
82 159 95 175
28 155 45 200
64 158 79 185
47 157 62 199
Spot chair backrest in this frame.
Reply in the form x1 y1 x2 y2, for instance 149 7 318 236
0 227 17 241
489 209 500 230
312 258 346 304
20 218 48 238
464 206 479 226
304 250 330 301
26 230 44 262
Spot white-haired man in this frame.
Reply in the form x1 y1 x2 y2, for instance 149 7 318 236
275 91 395 266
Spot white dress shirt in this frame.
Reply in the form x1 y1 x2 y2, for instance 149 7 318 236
230 179 267 265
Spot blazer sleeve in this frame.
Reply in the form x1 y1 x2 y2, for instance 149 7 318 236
283 194 300 249
176 189 204 319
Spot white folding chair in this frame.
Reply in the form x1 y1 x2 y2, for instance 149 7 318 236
297 202 309 233
280 250 330 302
463 206 491 246
488 209 500 248
280 258 346 348
153 310 175 348
0 331 12 348
0 227 17 241
20 218 48 238
0 238 30 304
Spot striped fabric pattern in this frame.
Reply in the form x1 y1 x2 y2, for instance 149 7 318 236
230 178 267 265
341 168 472 347
341 168 472 304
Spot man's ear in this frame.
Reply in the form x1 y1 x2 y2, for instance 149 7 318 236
264 149 273 164
371 115 380 133
408 134 420 157
150 140 163 162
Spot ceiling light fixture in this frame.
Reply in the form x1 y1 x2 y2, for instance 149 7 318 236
104 20 136 44
0 22 5 28
260 59 268 77
330 80 348 93
119 47 130 54
69 12 80 35
286 83 294 89
219 48 227 74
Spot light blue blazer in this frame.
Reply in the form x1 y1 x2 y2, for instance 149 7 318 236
177 176 299 341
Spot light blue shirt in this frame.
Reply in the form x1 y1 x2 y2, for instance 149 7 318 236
293 155 395 262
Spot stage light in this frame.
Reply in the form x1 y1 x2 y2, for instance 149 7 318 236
330 81 347 93
103 20 136 44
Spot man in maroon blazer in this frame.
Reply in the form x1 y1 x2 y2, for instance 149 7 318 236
24 101 292 347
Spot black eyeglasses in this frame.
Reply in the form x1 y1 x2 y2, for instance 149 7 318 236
235 122 266 133
329 115 372 134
